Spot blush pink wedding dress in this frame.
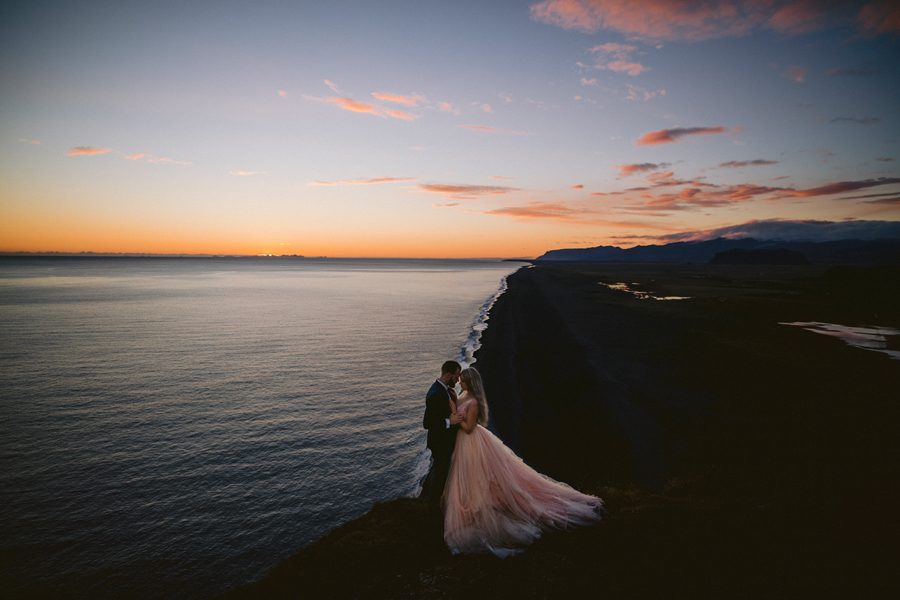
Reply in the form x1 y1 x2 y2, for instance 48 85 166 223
442 399 603 557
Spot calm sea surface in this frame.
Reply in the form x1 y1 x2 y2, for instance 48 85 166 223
0 257 522 599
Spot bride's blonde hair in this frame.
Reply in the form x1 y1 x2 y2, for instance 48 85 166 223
460 367 488 426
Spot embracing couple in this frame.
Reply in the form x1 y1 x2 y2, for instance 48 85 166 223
422 360 603 558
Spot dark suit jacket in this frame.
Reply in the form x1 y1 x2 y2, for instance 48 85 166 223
423 380 456 455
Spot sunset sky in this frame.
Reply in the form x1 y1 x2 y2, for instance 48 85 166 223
2 0 899 258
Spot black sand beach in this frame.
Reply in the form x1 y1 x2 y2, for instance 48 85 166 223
218 263 899 599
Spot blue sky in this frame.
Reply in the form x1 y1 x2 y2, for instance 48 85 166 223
2 0 898 257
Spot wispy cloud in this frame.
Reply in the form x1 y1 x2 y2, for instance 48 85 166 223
490 176 515 180
310 176 418 186
789 177 900 198
304 94 418 120
609 175 900 213
767 1 829 35
624 83 665 101
18 139 41 145
783 65 807 82
837 192 900 200
581 77 597 85
571 184 584 189
382 108 418 120
278 90 287 97
635 126 730 146
480 201 586 220
830 116 881 125
418 183 520 196
857 1 900 36
120 153 190 166
67 146 111 156
304 95 384 117
876 158 894 162
372 92 424 106
467 201 675 229
827 65 880 77
613 162 670 177
460 125 529 134
438 102 455 112
230 171 265 176
146 157 191 166
324 80 340 94
530 0 894 41
718 159 778 168
588 42 647 76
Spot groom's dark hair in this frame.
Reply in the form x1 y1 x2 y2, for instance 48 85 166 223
441 360 461 375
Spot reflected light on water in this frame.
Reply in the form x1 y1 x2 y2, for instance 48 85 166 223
780 322 900 360
600 282 691 301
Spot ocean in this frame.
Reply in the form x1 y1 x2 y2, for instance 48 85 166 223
0 257 523 599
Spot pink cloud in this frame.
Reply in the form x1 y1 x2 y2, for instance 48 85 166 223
482 201 583 220
304 95 418 120
230 171 264 176
789 177 900 198
324 80 340 93
460 125 528 134
304 95 384 117
530 0 889 41
123 153 150 160
438 102 455 112
876 158 895 162
371 92 424 106
613 162 669 176
857 1 900 36
635 126 729 146
18 139 41 145
382 108 418 120
278 90 287 97
767 0 827 34
589 42 647 75
571 184 584 189
67 146 111 156
490 176 515 180
581 77 597 85
310 176 418 186
470 201 675 229
783 65 807 82
481 104 492 112
147 157 191 166
418 183 519 196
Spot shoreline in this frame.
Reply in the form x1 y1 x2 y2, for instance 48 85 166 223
217 263 899 599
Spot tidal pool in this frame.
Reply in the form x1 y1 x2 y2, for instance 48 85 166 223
779 321 900 360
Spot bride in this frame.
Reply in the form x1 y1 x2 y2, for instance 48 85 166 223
442 367 603 557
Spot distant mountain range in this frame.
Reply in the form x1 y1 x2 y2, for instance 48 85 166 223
536 237 900 265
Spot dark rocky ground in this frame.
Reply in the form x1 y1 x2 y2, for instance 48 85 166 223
217 263 899 599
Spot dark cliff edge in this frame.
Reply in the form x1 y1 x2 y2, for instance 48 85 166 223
217 264 899 599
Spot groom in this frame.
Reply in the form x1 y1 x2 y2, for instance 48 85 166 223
421 360 463 509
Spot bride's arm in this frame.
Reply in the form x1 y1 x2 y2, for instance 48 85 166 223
459 402 478 434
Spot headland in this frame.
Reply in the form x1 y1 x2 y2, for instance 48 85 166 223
217 263 899 599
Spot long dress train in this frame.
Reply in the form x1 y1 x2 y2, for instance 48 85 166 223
442 399 603 557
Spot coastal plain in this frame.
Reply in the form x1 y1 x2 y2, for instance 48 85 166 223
219 263 899 599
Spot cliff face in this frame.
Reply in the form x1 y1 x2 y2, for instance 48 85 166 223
471 267 636 490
